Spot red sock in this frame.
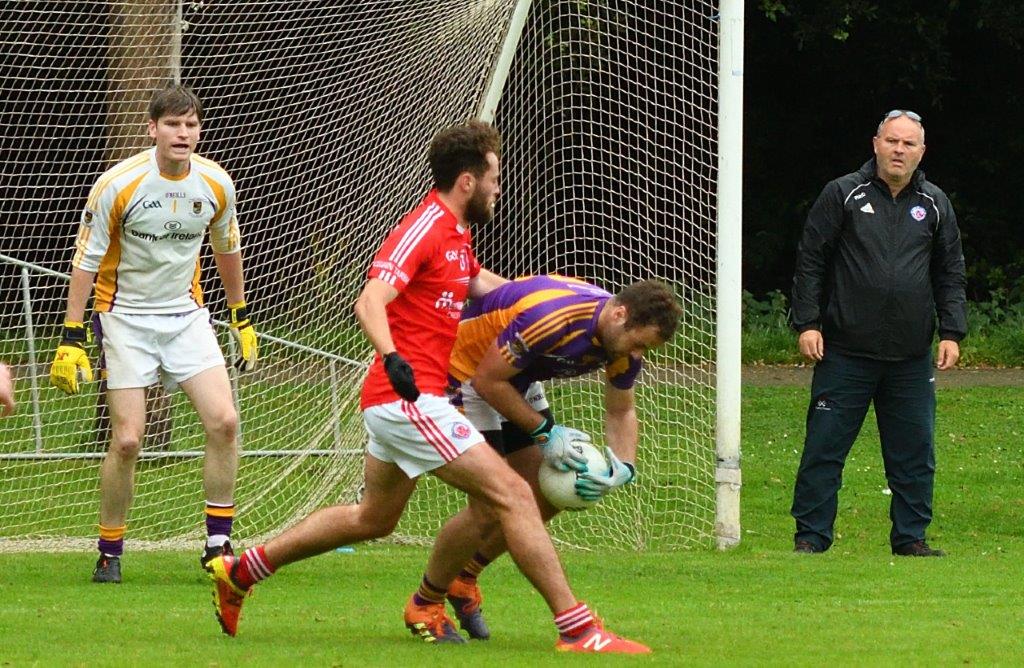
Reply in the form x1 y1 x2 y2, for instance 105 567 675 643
235 545 276 589
554 602 596 639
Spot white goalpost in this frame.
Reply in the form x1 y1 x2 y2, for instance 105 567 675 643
0 0 741 552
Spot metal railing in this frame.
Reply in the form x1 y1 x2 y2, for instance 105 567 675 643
0 252 367 460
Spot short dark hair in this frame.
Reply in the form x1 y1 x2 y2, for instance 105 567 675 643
614 280 683 341
428 121 501 191
149 83 203 123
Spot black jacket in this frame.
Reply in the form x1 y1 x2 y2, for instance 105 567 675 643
790 159 967 361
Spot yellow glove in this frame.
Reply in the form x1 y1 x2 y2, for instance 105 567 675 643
49 321 94 395
228 301 258 372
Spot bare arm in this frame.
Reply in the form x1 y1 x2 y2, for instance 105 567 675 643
353 278 401 356
64 267 97 323
604 384 639 463
471 343 543 432
214 251 245 306
0 362 14 416
468 266 508 299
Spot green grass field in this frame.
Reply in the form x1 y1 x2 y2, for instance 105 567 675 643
2 384 1023 665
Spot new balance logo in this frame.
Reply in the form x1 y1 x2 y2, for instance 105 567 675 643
860 203 875 214
583 632 614 651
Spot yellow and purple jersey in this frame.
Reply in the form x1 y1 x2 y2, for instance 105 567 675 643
449 275 642 393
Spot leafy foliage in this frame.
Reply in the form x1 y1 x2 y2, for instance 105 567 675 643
747 1 1024 302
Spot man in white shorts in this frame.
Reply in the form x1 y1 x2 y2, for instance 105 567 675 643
206 121 649 654
49 84 258 584
409 276 683 640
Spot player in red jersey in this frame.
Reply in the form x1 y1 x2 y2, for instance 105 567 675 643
206 121 649 653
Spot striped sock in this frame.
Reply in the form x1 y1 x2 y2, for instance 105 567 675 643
205 501 235 547
412 575 447 606
235 545 276 590
97 524 126 557
554 602 596 639
457 552 491 584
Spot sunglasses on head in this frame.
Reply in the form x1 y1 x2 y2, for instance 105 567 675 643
882 109 922 123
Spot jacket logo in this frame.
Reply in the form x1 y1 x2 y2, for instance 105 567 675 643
860 203 874 214
142 200 162 209
191 199 204 216
910 205 927 221
853 192 866 200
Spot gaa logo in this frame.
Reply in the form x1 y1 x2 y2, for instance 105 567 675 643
164 221 182 231
451 422 472 439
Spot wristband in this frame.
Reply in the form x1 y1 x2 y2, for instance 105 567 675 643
228 302 250 325
529 416 554 439
62 321 87 344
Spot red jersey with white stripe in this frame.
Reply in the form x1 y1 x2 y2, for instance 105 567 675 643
360 190 480 409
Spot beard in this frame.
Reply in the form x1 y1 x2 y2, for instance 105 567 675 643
464 186 493 226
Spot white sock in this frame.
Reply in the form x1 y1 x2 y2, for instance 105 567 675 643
207 534 229 549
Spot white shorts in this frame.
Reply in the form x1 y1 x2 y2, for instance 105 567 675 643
96 309 225 391
460 381 548 432
363 394 484 478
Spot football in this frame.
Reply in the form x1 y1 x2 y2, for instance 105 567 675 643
538 440 610 511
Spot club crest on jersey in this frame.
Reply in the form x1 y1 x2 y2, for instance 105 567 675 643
190 198 204 216
508 334 529 359
450 422 472 440
910 206 927 221
82 210 95 228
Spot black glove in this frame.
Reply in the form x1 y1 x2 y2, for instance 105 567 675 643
383 352 420 402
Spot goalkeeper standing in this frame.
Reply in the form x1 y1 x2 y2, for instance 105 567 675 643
789 110 966 556
206 121 649 653
411 274 682 641
50 84 257 583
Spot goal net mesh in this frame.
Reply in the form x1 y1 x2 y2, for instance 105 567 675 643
0 0 719 552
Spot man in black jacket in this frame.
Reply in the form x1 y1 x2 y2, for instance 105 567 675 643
789 109 967 557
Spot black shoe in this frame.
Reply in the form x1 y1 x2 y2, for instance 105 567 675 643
92 555 122 583
892 540 945 557
794 540 821 554
200 540 234 571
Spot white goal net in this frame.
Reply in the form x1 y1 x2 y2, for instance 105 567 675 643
0 0 731 552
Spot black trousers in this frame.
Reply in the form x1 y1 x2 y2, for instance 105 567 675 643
791 350 936 551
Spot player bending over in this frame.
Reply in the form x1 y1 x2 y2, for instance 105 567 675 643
206 122 650 653
50 84 257 583
408 274 681 641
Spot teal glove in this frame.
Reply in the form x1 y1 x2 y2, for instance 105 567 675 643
575 447 635 501
531 418 590 473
